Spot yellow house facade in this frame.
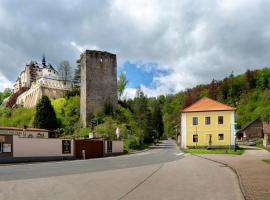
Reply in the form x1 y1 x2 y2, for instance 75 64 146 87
181 97 236 148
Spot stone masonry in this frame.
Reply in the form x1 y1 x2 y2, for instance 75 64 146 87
80 50 117 127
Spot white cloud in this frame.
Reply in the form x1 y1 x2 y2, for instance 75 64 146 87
0 72 12 91
0 0 270 96
123 87 137 99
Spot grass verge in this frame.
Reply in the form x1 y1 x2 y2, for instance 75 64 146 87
183 148 245 155
124 143 151 154
256 139 270 152
262 159 270 164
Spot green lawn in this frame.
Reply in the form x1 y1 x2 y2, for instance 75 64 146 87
184 148 245 155
262 159 270 164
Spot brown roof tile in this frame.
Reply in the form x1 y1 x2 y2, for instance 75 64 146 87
182 97 235 113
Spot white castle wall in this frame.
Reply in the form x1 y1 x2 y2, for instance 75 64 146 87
16 78 72 108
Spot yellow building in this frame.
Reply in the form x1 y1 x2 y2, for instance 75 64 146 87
181 97 236 148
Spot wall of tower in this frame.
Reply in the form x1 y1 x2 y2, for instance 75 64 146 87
80 50 117 127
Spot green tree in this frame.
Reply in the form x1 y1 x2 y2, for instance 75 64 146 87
34 96 58 130
117 72 128 99
152 101 164 139
73 59 81 87
133 88 153 143
0 88 12 105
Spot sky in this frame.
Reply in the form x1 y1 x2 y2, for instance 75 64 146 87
0 0 270 98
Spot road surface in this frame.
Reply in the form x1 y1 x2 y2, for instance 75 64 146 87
0 140 243 200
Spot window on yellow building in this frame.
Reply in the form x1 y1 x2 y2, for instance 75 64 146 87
193 134 198 143
205 116 211 125
192 117 198 125
218 116 224 125
218 133 224 140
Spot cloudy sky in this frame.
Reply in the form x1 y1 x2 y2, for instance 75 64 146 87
0 0 270 98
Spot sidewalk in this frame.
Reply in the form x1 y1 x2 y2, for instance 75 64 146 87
199 147 270 200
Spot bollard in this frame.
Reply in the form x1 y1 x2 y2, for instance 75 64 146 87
82 150 86 160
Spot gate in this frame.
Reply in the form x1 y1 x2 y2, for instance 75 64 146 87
74 139 104 159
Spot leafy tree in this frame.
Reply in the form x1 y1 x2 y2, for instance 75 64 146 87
33 96 58 130
152 101 164 139
132 88 154 143
245 69 257 90
117 72 128 99
0 88 12 105
104 99 114 116
73 59 81 87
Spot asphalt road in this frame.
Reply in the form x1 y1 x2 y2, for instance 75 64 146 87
0 140 244 200
0 139 183 181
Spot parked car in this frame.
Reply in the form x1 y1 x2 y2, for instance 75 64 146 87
246 139 256 146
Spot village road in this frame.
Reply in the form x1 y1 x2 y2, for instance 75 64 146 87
0 139 182 181
0 140 244 200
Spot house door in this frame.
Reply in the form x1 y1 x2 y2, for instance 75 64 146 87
205 134 212 147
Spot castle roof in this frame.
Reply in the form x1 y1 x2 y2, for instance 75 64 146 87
182 97 235 113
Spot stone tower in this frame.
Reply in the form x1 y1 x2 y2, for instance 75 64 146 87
80 50 117 127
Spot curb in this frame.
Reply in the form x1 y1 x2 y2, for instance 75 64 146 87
190 153 247 200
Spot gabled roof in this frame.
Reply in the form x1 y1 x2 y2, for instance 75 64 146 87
237 118 260 133
182 97 235 113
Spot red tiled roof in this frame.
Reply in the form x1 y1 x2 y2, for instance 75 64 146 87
182 97 235 113
0 126 49 132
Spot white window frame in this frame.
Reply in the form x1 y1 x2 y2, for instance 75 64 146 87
205 116 211 125
218 133 224 141
218 116 224 125
192 117 198 126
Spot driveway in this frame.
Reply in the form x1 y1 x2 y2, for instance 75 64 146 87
199 147 270 200
0 140 244 200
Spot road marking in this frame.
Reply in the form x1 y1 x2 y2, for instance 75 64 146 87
175 153 184 156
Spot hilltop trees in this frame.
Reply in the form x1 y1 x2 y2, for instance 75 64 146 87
73 59 81 87
58 60 72 84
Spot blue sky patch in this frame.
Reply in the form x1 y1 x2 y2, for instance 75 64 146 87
119 61 170 88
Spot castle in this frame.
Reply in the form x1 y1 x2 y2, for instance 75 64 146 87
7 56 72 108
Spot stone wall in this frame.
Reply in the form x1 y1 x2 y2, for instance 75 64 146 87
16 78 72 108
80 50 117 127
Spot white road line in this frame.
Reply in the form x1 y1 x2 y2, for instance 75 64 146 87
175 153 184 156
